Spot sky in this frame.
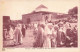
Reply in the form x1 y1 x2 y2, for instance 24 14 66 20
0 0 79 20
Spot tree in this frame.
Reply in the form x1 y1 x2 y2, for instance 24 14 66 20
68 6 78 18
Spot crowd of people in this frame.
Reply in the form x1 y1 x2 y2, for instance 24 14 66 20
3 24 26 46
33 20 78 48
3 20 78 48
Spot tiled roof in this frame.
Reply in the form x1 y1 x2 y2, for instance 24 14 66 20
36 4 48 9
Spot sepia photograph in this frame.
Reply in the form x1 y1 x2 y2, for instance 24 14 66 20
0 1 80 52
2 0 78 48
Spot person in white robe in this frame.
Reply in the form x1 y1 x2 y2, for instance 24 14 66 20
43 23 53 48
51 25 58 47
14 24 23 45
9 25 14 39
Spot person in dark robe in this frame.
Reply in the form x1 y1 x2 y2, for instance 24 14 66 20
33 24 44 48
22 25 26 37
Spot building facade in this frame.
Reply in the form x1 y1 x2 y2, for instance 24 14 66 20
22 4 69 24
